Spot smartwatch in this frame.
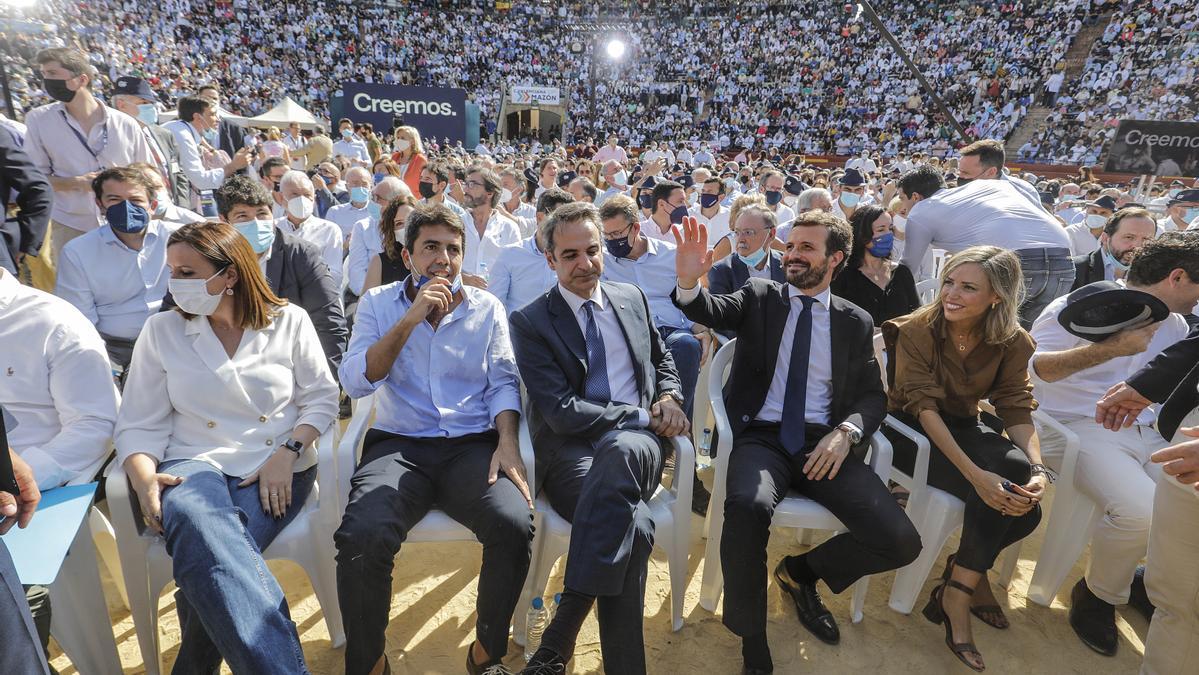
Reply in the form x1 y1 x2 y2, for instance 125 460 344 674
281 438 304 456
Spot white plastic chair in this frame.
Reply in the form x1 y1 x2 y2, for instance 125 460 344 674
522 434 694 632
698 339 892 624
336 391 540 641
108 427 345 675
1024 411 1098 606
915 278 939 305
873 334 1022 614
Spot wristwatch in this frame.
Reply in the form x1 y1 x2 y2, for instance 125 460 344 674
659 390 685 406
836 422 863 445
281 438 304 456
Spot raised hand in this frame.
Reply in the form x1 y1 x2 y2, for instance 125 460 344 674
672 216 714 288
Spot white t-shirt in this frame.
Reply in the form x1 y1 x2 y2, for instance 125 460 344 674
694 206 732 246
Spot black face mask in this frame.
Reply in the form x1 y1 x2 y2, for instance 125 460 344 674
605 235 633 258
418 181 437 199
43 78 77 103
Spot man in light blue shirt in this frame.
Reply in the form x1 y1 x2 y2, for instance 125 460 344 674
56 166 176 385
335 204 533 675
488 187 573 313
597 195 707 424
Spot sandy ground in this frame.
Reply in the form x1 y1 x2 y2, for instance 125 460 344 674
50 476 1146 675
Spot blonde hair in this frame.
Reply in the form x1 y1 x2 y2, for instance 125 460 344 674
394 125 425 157
909 245 1024 345
267 126 282 141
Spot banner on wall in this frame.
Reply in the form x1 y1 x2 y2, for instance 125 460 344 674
1104 120 1199 177
332 82 468 144
511 85 561 106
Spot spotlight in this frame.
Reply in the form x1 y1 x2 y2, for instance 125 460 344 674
605 39 626 60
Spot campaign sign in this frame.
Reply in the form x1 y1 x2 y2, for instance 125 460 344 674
511 85 561 106
337 82 467 144
1105 120 1199 177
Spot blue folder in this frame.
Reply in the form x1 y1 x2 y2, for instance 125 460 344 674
1 482 98 585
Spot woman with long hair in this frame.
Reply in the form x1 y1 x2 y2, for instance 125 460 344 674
882 246 1050 672
831 204 919 326
389 125 428 196
362 194 419 293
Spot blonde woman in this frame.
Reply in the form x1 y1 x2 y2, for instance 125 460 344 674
389 125 427 196
260 126 290 164
882 246 1050 672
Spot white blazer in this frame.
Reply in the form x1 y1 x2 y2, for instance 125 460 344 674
114 303 338 478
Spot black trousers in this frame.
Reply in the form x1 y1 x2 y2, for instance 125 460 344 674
542 428 665 675
721 423 921 637
334 430 534 674
883 412 1042 573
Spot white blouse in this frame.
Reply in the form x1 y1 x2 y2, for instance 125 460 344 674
115 303 339 478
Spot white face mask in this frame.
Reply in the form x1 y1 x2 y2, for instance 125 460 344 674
168 268 226 316
154 190 171 218
613 170 628 186
892 215 907 233
1085 213 1107 230
499 188 513 204
287 195 315 220
395 138 411 152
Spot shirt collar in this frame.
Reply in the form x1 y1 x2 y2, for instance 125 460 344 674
0 268 19 310
558 281 605 314
99 217 163 246
785 283 831 308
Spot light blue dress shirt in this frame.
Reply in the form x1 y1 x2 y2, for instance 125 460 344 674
339 279 522 438
55 219 177 340
488 237 558 313
601 237 692 330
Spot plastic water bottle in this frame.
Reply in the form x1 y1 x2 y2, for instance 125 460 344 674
700 428 712 457
478 261 489 282
525 596 548 662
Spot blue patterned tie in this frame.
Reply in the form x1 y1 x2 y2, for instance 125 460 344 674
582 300 612 402
780 295 816 455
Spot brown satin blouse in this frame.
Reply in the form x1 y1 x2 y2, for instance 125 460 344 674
881 312 1037 428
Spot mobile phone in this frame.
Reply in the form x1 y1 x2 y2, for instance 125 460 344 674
0 411 18 497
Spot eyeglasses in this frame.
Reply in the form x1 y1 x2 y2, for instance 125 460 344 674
465 180 487 190
734 228 768 238
603 223 635 241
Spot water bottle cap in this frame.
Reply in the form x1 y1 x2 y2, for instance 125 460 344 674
532 596 544 609
554 593 562 603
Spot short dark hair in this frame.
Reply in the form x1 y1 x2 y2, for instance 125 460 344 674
404 203 466 254
960 139 1006 172
35 47 96 81
788 210 853 277
598 194 640 227
338 117 353 128
260 156 288 178
703 177 727 196
542 201 603 254
536 186 574 217
91 166 156 202
898 165 945 200
197 83 220 98
1127 231 1199 286
1103 207 1155 238
845 205 890 270
467 166 501 208
215 174 272 218
652 179 684 214
177 96 212 126
426 161 450 186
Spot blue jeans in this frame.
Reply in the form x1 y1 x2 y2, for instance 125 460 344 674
159 459 316 675
1015 247 1074 330
659 326 700 421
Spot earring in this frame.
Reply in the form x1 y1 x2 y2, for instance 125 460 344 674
225 287 234 296
991 302 998 309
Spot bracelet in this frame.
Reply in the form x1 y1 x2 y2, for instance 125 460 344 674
1028 463 1056 483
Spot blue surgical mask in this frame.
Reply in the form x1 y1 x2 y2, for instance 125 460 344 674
737 247 768 268
372 172 385 185
605 235 633 259
1101 244 1130 275
136 103 159 126
105 200 150 234
840 192 860 208
367 201 382 222
202 128 218 145
350 186 371 205
700 193 720 209
233 218 275 254
764 190 783 206
415 273 462 294
866 232 895 258
341 128 353 139
669 204 689 225
1181 207 1199 225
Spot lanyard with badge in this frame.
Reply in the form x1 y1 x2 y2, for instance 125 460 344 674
60 109 109 169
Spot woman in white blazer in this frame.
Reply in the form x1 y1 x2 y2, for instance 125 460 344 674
115 221 338 674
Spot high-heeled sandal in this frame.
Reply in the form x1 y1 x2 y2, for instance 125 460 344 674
922 578 986 672
942 554 1009 630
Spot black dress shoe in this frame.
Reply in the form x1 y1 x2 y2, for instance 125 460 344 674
466 641 513 675
743 665 774 675
1127 565 1156 622
518 648 567 675
1069 579 1118 656
773 559 840 645
691 472 711 516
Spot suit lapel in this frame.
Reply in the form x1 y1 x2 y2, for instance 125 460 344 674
828 298 851 405
184 317 256 409
769 253 785 282
764 282 790 372
265 230 285 292
548 286 588 371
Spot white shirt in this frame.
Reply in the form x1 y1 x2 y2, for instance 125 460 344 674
1065 222 1101 257
276 214 345 289
1157 215 1187 234
900 180 1071 270
0 270 117 489
1030 291 1189 423
694 206 732 245
463 208 522 275
326 201 371 239
55 219 179 340
332 137 370 164
639 217 676 243
771 204 796 228
347 217 382 296
558 282 642 408
676 282 833 424
489 237 557 312
24 102 154 232
503 200 538 237
164 119 225 193
162 203 206 225
115 304 339 478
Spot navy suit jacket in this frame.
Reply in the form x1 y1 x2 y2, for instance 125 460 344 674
0 127 51 275
509 281 681 490
707 251 785 337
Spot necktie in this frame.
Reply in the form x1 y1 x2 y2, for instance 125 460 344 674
582 300 611 403
780 295 816 455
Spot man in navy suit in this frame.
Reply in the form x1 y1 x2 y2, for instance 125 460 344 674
708 203 786 339
510 202 687 675
0 127 52 276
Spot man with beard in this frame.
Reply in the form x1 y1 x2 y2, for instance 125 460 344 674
1071 208 1158 291
671 212 921 674
461 166 521 278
